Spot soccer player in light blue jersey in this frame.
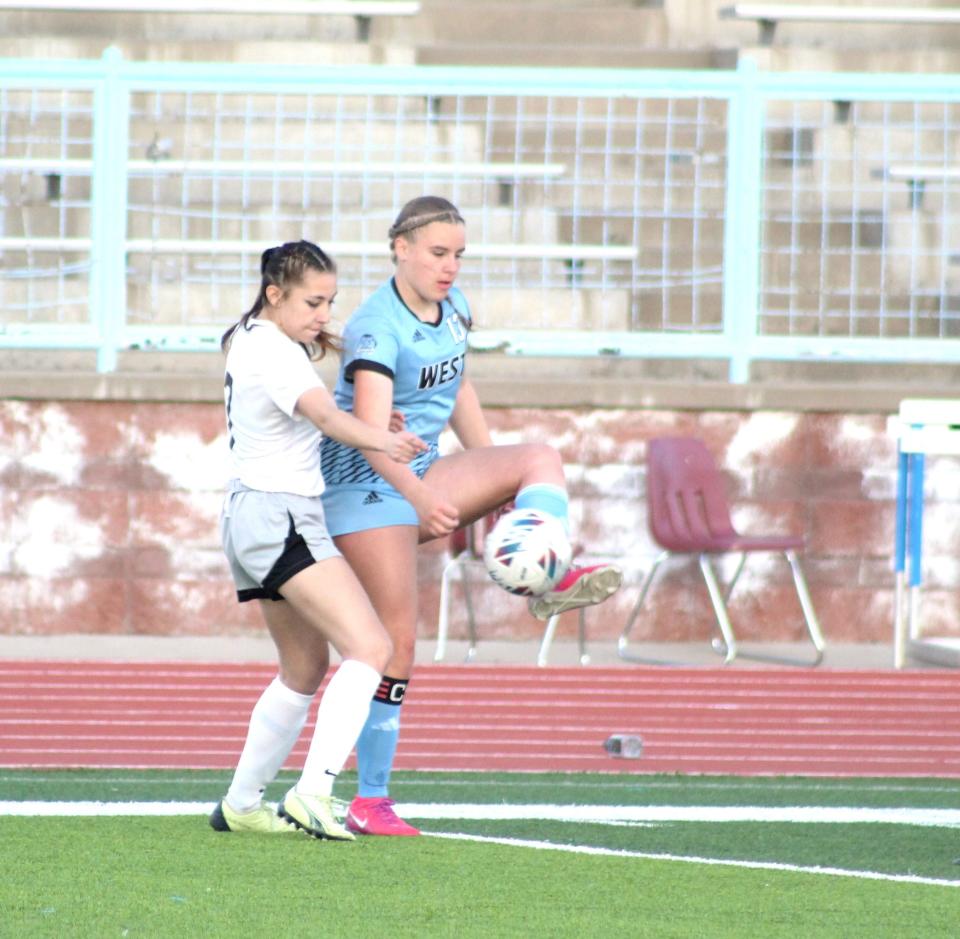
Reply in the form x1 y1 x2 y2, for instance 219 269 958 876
322 197 623 836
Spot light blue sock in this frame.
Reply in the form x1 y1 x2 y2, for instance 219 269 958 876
355 698 402 798
515 483 569 532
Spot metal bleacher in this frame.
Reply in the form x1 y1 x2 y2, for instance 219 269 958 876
720 3 960 46
4 2 960 380
0 0 422 42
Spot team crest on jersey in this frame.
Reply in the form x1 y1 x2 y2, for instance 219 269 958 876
446 313 467 343
356 334 377 355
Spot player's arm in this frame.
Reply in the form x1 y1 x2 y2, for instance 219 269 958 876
352 369 459 537
295 384 426 463
448 378 493 449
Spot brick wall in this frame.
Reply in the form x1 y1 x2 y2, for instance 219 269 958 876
3 398 956 646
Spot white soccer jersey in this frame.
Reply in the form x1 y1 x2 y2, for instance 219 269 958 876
223 318 326 496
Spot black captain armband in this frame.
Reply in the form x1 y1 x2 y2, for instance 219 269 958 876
374 675 408 706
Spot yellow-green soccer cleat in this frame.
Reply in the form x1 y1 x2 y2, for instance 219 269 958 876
209 799 299 834
277 789 356 841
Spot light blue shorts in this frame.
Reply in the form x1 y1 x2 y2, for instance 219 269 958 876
321 446 440 537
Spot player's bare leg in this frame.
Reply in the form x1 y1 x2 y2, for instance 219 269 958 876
424 445 622 618
335 525 422 836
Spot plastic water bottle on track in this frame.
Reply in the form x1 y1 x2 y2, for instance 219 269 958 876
603 734 643 759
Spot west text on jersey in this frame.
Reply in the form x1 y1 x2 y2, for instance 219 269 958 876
417 354 465 390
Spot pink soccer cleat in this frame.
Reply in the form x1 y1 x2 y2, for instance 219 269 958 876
528 563 623 621
345 796 421 837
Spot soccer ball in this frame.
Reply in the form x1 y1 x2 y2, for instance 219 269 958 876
482 508 572 597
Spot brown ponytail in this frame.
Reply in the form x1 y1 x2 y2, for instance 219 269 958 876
221 240 340 359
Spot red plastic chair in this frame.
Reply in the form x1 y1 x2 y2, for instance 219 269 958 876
619 436 825 665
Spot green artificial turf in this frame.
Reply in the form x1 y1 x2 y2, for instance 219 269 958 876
2 769 959 938
2 816 959 939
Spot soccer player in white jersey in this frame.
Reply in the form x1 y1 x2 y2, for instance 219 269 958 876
321 196 623 836
209 240 427 840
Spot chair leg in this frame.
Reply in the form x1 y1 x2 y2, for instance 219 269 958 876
434 557 459 662
577 608 590 666
537 609 590 667
435 555 481 663
708 551 825 667
699 554 739 664
537 613 561 667
724 553 747 604
784 549 825 666
460 562 479 663
618 550 668 661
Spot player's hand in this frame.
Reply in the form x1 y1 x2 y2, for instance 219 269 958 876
412 490 460 538
388 409 406 433
385 430 428 464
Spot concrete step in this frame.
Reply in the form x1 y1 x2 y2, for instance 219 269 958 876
0 8 372 44
728 19 960 54
0 3 667 56
415 1 669 47
122 203 561 241
416 43 732 69
0 36 414 64
468 286 632 330
117 281 634 331
746 44 960 74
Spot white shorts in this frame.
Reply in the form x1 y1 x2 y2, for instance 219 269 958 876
220 481 341 602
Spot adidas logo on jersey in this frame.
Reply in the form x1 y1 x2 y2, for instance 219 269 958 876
362 491 383 505
412 329 426 342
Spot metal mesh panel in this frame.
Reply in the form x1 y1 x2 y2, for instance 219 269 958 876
8 58 960 374
760 98 960 340
122 88 727 336
11 57 960 377
0 87 94 326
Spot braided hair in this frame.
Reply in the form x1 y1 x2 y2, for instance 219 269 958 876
388 195 465 263
220 240 340 360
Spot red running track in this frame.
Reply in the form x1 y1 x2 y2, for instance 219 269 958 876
1 661 959 776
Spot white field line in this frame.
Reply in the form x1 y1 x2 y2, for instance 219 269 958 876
2 800 959 888
429 832 960 889
406 803 960 827
3 801 960 828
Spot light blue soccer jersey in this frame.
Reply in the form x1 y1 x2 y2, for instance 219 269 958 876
320 278 471 489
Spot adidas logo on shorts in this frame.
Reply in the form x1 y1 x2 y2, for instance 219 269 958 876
362 491 383 505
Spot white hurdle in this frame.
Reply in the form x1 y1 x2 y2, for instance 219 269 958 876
893 399 960 669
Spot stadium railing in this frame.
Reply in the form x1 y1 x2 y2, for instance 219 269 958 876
719 3 960 46
5 50 960 380
0 0 421 42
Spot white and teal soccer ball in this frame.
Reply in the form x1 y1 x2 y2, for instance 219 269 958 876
483 508 572 597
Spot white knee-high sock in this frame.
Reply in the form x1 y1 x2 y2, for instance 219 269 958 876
226 677 313 813
297 659 381 797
